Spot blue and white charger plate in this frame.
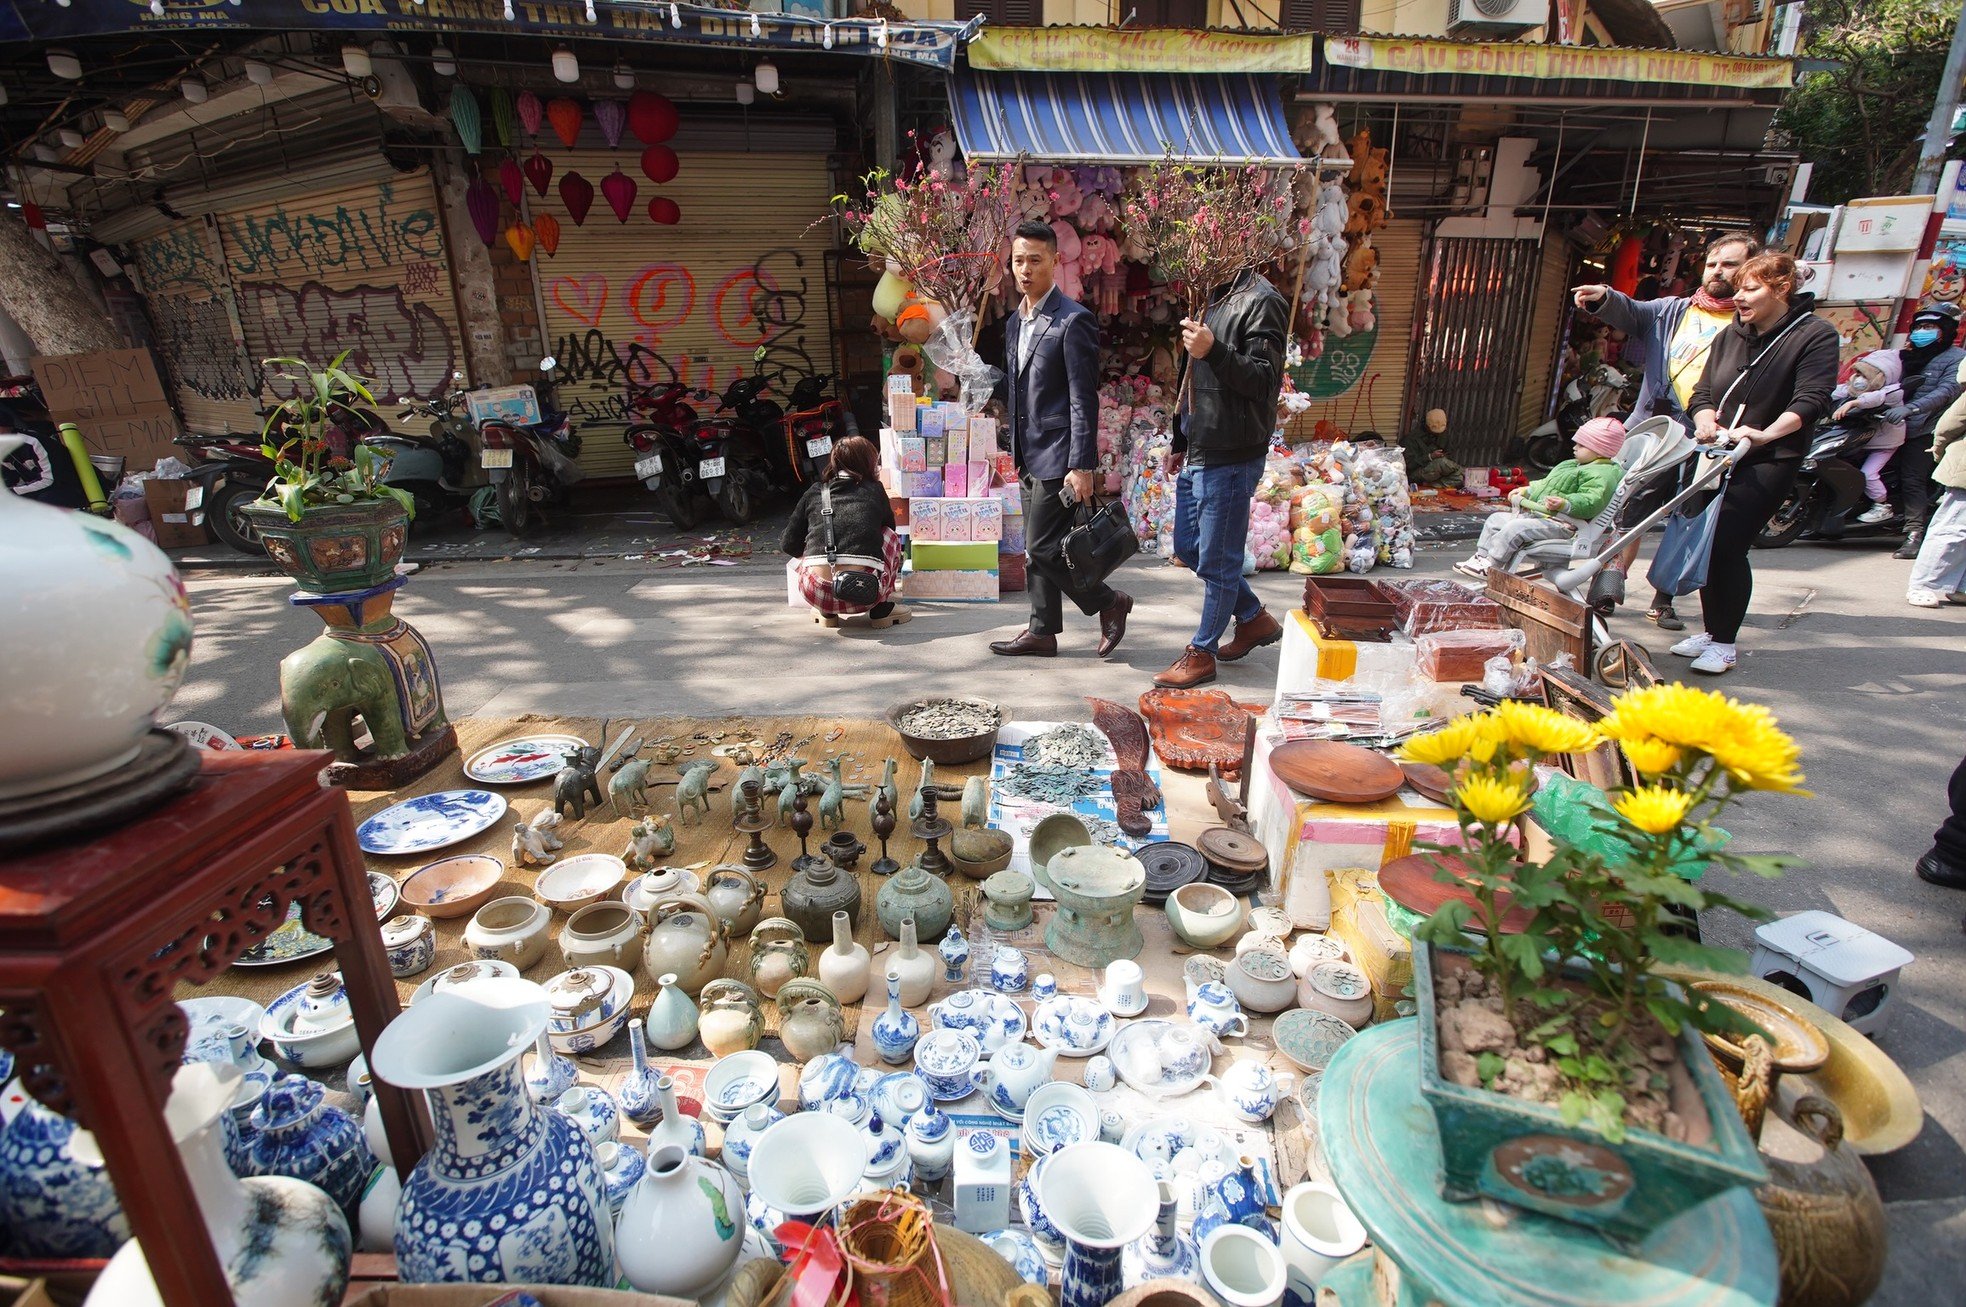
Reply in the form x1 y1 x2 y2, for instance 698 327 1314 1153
232 872 399 968
358 789 507 855
463 734 589 785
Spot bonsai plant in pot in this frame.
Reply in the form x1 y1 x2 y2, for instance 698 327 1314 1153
243 352 415 594
1396 689 1803 1245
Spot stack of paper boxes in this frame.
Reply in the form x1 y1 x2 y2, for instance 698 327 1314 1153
882 373 1025 602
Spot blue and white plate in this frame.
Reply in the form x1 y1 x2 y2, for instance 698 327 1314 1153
232 903 334 968
979 1228 1049 1287
357 789 507 855
368 870 399 920
178 996 267 1064
463 734 590 785
1032 995 1116 1057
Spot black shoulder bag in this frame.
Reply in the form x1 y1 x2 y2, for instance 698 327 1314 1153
822 482 883 607
1060 490 1140 587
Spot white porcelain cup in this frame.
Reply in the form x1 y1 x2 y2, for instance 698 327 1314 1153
1099 959 1147 1014
1032 972 1058 1001
1114 1033 1162 1085
1201 1223 1289 1307
1083 1055 1116 1094
1278 1181 1367 1297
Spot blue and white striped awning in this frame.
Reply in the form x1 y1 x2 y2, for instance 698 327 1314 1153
950 70 1301 166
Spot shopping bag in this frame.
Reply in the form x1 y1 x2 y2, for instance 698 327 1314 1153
1646 488 1725 597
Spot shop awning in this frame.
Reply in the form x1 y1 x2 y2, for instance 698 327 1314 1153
950 70 1301 166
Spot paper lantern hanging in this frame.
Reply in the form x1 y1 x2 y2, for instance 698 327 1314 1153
546 97 583 150
497 157 525 209
592 98 626 149
646 196 680 226
465 177 500 246
505 222 537 263
559 171 595 226
600 168 638 224
628 89 678 144
640 144 678 185
534 212 561 257
448 86 482 155
515 89 544 140
524 151 554 197
489 87 517 149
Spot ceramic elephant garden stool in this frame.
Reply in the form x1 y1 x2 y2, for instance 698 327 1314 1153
279 575 455 787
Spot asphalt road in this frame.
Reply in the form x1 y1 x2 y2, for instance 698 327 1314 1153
170 531 1965 1296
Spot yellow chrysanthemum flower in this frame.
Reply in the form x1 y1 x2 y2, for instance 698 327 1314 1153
1614 784 1696 835
1399 718 1478 768
1619 737 1683 777
1466 713 1507 764
1492 700 1600 756
1453 774 1532 826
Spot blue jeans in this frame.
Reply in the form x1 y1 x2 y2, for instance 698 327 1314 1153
1172 456 1266 653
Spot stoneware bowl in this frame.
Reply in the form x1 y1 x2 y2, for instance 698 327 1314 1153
884 695 1003 765
1165 883 1244 951
535 853 628 913
1028 813 1093 876
949 828 1015 880
400 854 506 920
543 964 635 1054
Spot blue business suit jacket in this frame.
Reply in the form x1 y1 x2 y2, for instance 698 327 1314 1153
1000 287 1100 483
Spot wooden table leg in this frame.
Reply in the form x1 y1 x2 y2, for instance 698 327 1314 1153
324 801 432 1177
46 971 235 1306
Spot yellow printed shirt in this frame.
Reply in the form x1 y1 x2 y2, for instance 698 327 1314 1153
1666 305 1735 411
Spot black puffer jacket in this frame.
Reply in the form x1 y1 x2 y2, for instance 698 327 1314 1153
781 474 895 560
1689 293 1841 466
1173 271 1288 467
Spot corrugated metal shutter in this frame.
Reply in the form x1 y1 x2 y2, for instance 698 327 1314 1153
1285 217 1423 440
1406 234 1545 466
527 149 837 479
212 173 468 407
1515 233 1575 436
129 218 261 437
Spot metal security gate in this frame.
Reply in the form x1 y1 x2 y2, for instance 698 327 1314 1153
1405 236 1545 466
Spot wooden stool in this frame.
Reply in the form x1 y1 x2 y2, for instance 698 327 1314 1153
0 749 431 1305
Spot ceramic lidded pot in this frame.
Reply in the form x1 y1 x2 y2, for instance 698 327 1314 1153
1288 933 1348 979
906 1108 957 1183
747 917 811 998
913 1027 983 1101
702 865 766 938
1228 948 1298 1014
1036 845 1147 968
816 910 871 1005
877 861 954 942
380 914 435 978
698 979 765 1057
464 897 552 971
1165 883 1244 951
560 902 644 972
1298 961 1374 1028
983 870 1035 931
0 434 194 802
990 946 1030 994
621 865 700 915
615 1142 747 1297
781 850 862 941
1218 1061 1295 1125
246 1073 375 1218
0 1098 132 1257
776 977 846 1062
641 893 728 996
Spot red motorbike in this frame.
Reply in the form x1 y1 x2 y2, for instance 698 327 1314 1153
624 380 717 529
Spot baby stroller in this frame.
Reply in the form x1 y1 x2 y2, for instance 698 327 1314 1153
1506 416 1742 681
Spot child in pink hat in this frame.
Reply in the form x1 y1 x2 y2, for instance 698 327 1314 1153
1455 417 1628 579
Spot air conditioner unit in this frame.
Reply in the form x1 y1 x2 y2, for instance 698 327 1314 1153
1448 0 1545 37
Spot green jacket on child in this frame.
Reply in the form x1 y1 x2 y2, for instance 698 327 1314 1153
1523 459 1623 522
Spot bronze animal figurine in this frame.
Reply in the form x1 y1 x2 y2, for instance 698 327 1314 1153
553 742 606 821
610 750 657 817
675 758 719 825
818 755 848 831
777 758 808 826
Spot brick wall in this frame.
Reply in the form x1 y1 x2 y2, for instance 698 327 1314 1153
486 233 545 384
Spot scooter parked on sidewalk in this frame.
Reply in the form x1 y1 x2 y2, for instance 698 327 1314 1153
478 359 584 537
367 383 481 531
1512 362 1634 475
783 373 852 486
174 430 276 554
625 379 715 530
1756 416 1908 549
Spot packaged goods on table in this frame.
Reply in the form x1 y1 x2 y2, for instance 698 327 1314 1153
1286 482 1346 576
1415 628 1526 682
1356 444 1415 569
1381 579 1505 636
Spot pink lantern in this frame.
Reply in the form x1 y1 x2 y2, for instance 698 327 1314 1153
600 168 638 224
515 89 543 139
465 177 500 246
592 98 626 149
559 171 595 226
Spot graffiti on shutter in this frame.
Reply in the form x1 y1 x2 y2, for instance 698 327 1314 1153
130 219 260 435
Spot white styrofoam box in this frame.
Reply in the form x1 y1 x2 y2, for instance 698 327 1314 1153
1276 608 1417 695
1749 909 1912 1038
786 557 803 607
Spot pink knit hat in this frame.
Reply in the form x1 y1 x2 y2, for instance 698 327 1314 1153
1575 416 1627 459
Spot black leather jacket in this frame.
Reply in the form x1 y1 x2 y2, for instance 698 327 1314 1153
1172 271 1288 467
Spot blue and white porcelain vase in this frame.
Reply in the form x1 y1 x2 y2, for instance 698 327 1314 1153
645 1074 707 1158
79 1062 350 1307
906 1107 956 1183
370 979 614 1285
1122 1180 1199 1287
617 1019 663 1124
553 1085 621 1149
1193 1153 1273 1242
523 1029 578 1105
939 923 970 982
593 1140 645 1217
246 1074 374 1219
222 1070 271 1176
870 969 921 1065
0 1097 131 1257
1016 1152 1066 1264
1036 1143 1158 1307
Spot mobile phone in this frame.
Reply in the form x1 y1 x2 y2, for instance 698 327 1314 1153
1057 483 1079 508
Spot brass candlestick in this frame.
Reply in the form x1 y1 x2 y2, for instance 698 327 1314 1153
735 778 777 872
789 785 827 877
870 791 900 877
911 782 952 878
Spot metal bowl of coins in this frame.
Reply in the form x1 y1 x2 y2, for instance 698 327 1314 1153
885 696 1003 766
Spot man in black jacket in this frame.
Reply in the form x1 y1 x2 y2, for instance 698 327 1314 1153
988 220 1132 659
1154 269 1290 688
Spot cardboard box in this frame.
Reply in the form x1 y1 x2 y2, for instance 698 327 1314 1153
888 395 918 432
909 498 946 542
993 452 1018 485
924 436 947 467
30 348 182 469
998 551 1027 592
141 478 209 549
1001 513 1026 554
889 496 910 527
993 481 1024 515
968 497 1005 541
921 407 946 441
899 437 926 473
912 540 999 571
898 470 943 498
1329 875 1414 1024
968 416 999 461
943 463 969 499
904 568 999 601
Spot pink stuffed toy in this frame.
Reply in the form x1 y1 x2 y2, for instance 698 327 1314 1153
1080 233 1121 276
1048 169 1083 216
1051 220 1084 300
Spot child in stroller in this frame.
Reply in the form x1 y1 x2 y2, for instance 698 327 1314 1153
1454 417 1628 580
1829 349 1907 524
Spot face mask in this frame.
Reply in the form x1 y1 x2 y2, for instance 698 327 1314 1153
1846 375 1871 394
1910 327 1942 348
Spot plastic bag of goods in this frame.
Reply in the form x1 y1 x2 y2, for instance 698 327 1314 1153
1356 444 1415 568
1286 482 1345 575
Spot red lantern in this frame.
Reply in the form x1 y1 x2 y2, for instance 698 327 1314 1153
497 158 524 209
534 212 562 257
464 178 500 246
628 89 678 144
600 168 638 224
640 145 678 185
524 152 554 197
515 89 543 139
646 196 680 226
545 97 583 150
559 171 595 226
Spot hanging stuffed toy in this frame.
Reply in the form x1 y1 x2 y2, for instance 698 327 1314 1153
924 128 966 184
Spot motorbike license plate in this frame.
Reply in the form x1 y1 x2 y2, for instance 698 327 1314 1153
699 456 727 480
481 448 514 469
806 435 834 458
634 454 664 480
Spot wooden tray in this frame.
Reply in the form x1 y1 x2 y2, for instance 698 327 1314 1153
1378 852 1534 934
1303 576 1397 642
1269 740 1404 804
1137 688 1261 778
1400 762 1454 806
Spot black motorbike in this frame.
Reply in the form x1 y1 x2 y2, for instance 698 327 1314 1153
367 385 480 529
625 380 716 530
1756 416 1908 549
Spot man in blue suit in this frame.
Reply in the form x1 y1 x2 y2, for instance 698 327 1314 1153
988 220 1132 658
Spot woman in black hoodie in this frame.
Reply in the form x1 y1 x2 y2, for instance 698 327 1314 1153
1675 252 1841 675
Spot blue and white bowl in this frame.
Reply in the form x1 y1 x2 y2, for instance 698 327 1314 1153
705 1049 783 1122
798 1052 868 1110
980 1228 1050 1286
542 965 635 1054
1020 1082 1099 1158
261 975 360 1068
871 1071 930 1126
1033 996 1116 1056
178 996 267 1066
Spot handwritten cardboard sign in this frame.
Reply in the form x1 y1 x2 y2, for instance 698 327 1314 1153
30 348 181 469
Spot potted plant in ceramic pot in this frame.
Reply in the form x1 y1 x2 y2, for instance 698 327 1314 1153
1396 688 1805 1246
242 352 416 594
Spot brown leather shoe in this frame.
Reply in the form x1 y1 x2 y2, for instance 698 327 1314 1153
1217 608 1283 662
1097 592 1134 659
989 630 1059 657
1153 646 1217 688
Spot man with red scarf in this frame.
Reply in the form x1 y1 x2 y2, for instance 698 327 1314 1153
1570 231 1761 631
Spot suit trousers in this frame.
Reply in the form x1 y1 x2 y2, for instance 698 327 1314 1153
1022 473 1118 636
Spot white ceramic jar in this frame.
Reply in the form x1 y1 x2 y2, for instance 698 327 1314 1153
1227 948 1298 1014
1165 883 1244 951
615 1143 747 1297
463 897 552 971
0 436 195 800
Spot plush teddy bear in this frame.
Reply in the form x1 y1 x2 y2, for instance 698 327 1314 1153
1050 220 1085 300
1048 168 1083 216
925 128 965 184
1345 134 1391 240
1314 182 1349 240
1310 103 1344 160
1346 287 1376 334
1341 235 1378 294
1078 189 1117 234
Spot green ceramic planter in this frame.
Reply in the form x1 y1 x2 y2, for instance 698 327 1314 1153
1414 939 1767 1248
244 498 409 594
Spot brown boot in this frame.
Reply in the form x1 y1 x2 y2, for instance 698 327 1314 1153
1216 608 1283 662
1153 646 1217 688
